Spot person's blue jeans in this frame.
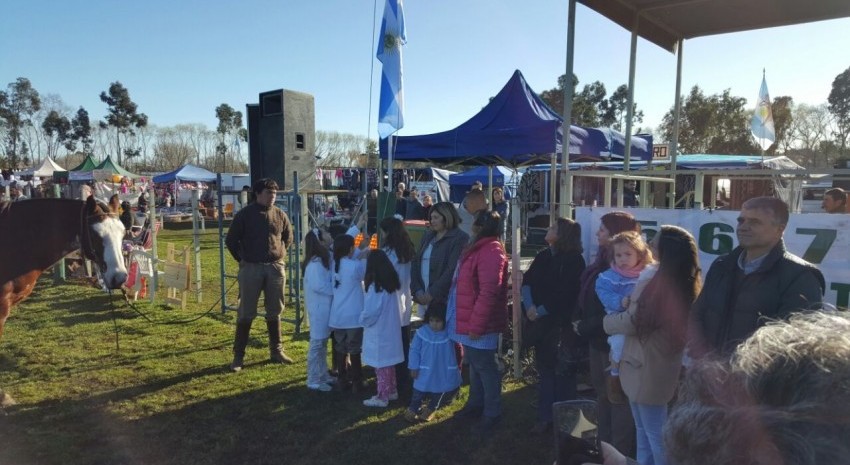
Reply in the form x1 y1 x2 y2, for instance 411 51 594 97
630 402 668 465
463 345 502 418
537 364 576 423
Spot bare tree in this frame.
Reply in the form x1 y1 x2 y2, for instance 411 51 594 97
316 130 371 167
789 104 834 167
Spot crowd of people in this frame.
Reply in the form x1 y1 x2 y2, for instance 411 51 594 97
224 180 839 464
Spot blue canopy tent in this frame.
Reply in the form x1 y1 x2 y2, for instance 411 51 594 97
379 69 653 165
448 166 522 202
152 164 217 183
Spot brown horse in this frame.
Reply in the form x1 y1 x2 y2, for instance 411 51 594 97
0 196 128 406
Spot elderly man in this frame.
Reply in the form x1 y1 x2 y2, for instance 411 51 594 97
690 196 824 357
822 187 847 213
457 188 488 238
225 178 295 371
585 311 850 465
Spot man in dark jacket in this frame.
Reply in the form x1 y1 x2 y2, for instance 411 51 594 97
691 196 825 357
225 178 295 371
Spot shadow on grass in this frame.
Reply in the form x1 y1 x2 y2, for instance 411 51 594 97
0 370 552 465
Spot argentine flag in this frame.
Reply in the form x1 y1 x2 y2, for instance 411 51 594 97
376 0 406 139
750 73 776 151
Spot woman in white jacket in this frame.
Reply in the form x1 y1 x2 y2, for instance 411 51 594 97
359 250 404 407
303 228 336 392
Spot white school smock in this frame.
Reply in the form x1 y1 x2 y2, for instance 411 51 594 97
383 247 413 326
360 287 404 369
329 256 366 330
304 257 334 340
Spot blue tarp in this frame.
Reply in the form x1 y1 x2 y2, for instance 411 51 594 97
448 166 522 202
153 164 217 183
379 69 653 165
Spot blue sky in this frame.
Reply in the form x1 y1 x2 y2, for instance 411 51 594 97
2 0 849 141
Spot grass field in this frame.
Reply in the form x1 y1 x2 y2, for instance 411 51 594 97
0 227 555 465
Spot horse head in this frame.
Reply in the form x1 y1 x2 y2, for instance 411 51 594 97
81 196 128 289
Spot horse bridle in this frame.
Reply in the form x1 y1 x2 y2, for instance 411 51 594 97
79 202 118 272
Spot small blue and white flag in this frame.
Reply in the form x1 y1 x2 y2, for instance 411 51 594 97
750 72 776 151
376 0 406 139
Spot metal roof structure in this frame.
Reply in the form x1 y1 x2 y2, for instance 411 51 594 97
578 0 850 53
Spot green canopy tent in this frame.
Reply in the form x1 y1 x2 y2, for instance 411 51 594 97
53 154 98 181
67 156 139 182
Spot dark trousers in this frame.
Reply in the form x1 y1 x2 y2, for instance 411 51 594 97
395 325 411 388
536 349 577 423
590 345 636 458
409 388 449 412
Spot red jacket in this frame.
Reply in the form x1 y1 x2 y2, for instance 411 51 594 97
454 237 509 336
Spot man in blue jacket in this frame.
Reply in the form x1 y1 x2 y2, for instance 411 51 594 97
691 196 825 357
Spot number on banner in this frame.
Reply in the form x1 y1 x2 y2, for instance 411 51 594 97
795 228 837 264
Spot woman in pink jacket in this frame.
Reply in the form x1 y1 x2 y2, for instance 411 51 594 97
449 210 510 434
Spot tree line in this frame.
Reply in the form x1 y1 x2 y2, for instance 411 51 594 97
3 68 848 173
536 66 850 168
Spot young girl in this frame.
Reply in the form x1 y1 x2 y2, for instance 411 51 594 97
403 308 462 422
303 228 336 392
329 234 367 392
596 230 654 402
378 216 415 389
359 250 404 407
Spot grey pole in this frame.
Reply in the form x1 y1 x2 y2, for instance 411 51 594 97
670 38 684 208
560 0 576 218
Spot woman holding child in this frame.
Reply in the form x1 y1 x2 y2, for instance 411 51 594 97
573 212 640 457
604 226 701 465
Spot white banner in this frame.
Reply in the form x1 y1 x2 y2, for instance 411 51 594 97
575 207 850 308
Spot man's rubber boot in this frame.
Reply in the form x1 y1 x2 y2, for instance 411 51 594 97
267 318 294 364
230 320 252 372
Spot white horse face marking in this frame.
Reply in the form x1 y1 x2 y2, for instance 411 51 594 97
92 217 128 289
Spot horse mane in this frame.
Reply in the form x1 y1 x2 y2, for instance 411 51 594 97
0 198 87 286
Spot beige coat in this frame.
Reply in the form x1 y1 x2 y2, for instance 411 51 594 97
603 265 683 406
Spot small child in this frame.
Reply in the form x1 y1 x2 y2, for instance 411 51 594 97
596 231 654 400
403 308 463 422
329 234 368 392
359 250 404 407
303 228 336 392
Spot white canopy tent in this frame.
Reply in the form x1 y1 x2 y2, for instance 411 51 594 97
18 157 67 177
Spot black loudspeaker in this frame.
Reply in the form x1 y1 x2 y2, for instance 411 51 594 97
246 89 316 191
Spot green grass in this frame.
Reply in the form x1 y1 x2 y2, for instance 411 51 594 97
0 227 552 465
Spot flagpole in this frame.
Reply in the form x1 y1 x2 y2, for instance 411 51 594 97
387 135 394 192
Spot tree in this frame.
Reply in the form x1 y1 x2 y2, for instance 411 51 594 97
41 110 72 159
99 81 148 164
770 96 794 155
0 77 41 168
538 75 643 130
789 103 833 167
315 131 371 167
600 84 644 132
827 66 850 158
70 107 94 154
214 103 244 172
660 86 759 155
152 126 196 170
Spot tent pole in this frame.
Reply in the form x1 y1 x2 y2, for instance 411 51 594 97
559 0 577 219
510 194 522 379
549 154 558 221
670 38 684 209
487 165 494 207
